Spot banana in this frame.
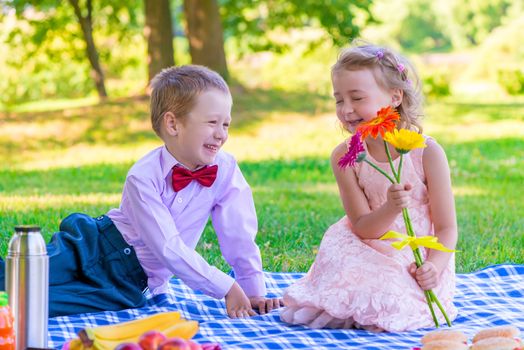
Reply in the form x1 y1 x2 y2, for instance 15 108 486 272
89 321 198 350
93 338 123 350
85 311 181 341
163 320 199 340
75 311 200 350
68 338 86 350
65 336 115 350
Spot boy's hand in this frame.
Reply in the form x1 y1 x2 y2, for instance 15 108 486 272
386 183 412 212
225 282 256 318
408 261 440 290
249 296 284 315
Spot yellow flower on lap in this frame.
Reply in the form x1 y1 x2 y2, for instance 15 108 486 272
383 128 427 154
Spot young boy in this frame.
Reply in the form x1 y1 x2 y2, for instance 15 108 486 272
0 65 281 318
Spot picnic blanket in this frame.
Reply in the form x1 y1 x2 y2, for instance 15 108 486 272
49 264 524 349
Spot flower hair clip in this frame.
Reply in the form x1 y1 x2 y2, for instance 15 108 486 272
397 63 410 83
375 50 384 59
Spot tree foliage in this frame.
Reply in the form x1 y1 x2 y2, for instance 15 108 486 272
367 0 522 52
2 0 143 103
396 0 451 52
68 0 108 98
451 0 514 46
2 0 523 105
220 0 375 52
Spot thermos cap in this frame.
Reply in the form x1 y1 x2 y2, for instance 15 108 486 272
8 226 47 256
14 225 41 232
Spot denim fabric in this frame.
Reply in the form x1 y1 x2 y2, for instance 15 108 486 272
1 213 148 317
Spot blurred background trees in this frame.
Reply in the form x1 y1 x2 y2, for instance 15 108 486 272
145 0 175 85
1 0 522 271
184 0 229 80
1 0 523 108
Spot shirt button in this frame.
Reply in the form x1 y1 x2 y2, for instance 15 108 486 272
123 248 131 255
177 198 183 203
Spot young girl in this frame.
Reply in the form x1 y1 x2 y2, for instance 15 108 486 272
280 43 458 332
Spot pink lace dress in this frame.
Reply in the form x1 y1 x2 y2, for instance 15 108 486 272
280 137 457 332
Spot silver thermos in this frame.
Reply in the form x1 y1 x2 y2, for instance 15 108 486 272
6 225 49 349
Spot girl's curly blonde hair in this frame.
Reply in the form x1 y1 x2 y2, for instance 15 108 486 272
332 42 424 133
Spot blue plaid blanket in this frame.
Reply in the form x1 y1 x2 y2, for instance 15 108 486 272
49 264 524 349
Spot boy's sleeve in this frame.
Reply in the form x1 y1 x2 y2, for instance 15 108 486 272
211 161 267 297
124 175 235 299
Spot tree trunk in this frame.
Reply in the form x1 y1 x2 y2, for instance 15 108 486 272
183 0 229 81
68 0 107 99
144 0 175 85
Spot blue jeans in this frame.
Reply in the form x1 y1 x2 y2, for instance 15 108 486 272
1 213 148 317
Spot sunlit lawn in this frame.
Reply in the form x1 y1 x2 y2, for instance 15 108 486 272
0 90 523 273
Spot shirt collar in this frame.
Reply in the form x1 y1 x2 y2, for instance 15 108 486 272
160 146 178 179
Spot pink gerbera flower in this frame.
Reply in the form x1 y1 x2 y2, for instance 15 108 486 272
338 132 365 169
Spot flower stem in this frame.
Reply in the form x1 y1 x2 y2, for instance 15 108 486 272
364 159 396 184
397 154 404 181
424 290 439 328
404 208 452 327
383 144 451 328
384 141 400 182
429 290 452 327
402 209 416 237
366 139 452 327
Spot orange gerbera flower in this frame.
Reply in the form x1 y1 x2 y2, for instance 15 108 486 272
357 106 400 139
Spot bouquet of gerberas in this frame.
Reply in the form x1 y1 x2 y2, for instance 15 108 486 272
338 106 455 328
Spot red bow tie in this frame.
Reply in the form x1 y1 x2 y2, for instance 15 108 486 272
171 165 218 192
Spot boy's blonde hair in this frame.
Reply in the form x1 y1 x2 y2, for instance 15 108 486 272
150 65 230 137
332 42 424 133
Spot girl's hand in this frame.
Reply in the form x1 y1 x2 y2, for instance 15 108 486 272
409 261 440 290
249 296 284 315
225 282 257 318
386 183 412 212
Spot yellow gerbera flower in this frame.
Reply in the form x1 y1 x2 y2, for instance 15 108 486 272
383 129 426 154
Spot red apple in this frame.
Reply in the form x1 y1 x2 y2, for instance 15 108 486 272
138 330 167 350
114 343 142 350
158 337 190 350
187 340 203 350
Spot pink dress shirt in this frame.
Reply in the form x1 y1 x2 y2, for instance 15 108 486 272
107 146 266 299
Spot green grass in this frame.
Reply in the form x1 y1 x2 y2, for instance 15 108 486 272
0 92 523 274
